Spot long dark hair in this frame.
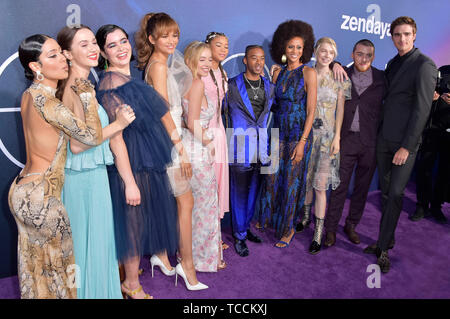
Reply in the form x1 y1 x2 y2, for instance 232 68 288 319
18 34 51 81
96 24 134 70
204 32 228 112
55 25 92 100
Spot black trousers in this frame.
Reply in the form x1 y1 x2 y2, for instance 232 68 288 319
376 135 418 251
416 130 450 210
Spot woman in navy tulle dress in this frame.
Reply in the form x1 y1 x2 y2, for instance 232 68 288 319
95 24 189 299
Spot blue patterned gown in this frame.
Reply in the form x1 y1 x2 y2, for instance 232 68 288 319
257 65 312 239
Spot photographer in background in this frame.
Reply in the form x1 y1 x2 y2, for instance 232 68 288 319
410 65 450 224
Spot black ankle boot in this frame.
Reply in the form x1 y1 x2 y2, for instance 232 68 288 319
296 204 311 233
309 240 321 254
308 217 324 255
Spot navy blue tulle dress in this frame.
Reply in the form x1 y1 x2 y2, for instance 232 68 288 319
96 71 178 262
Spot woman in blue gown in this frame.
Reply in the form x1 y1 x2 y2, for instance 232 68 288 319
58 25 135 299
257 20 317 248
95 24 190 299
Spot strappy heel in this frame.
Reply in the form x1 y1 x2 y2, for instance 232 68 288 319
121 283 153 299
275 229 295 248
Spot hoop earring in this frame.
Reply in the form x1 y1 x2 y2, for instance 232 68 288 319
281 54 287 64
36 70 44 81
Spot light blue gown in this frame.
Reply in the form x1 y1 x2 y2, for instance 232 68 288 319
62 105 122 299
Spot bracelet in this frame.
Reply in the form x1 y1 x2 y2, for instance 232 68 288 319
300 136 308 142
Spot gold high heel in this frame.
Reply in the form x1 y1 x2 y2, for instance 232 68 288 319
121 283 153 299
217 260 227 271
221 241 230 250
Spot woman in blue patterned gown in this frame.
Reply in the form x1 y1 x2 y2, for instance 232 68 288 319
257 20 317 248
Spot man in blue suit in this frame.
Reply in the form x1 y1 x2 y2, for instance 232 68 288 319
224 45 275 257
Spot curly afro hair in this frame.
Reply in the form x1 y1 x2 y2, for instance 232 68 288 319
270 20 315 65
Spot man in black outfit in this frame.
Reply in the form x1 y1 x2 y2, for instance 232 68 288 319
410 65 450 223
364 16 437 273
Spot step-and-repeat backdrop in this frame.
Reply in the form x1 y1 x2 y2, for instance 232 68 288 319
1 0 449 277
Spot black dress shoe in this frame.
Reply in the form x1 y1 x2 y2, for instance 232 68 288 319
431 208 448 224
377 250 391 273
234 239 249 257
308 240 321 255
363 240 395 254
410 205 429 221
246 229 262 243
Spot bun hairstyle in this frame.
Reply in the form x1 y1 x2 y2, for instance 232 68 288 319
184 41 210 79
204 31 226 44
204 31 228 94
56 25 92 99
18 34 51 80
135 12 180 70
270 20 315 65
95 24 134 70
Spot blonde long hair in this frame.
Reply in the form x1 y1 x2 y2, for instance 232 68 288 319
184 41 211 79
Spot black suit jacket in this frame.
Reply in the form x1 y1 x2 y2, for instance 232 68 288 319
380 48 437 152
342 65 386 147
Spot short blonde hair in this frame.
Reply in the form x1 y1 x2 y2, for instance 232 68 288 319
184 41 210 79
314 37 338 60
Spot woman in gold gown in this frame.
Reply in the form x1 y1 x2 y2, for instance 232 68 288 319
8 34 103 298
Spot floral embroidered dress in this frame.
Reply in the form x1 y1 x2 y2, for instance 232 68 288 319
181 95 220 272
306 70 351 192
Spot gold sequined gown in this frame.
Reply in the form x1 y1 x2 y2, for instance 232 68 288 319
8 82 102 299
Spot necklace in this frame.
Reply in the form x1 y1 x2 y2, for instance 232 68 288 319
244 74 261 100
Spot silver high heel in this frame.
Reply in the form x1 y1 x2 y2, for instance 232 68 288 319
150 255 175 277
175 263 208 291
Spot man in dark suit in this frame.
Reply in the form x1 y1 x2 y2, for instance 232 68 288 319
324 39 386 247
364 16 437 273
410 65 450 224
224 45 274 257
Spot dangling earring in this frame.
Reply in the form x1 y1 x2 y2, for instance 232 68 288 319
281 54 287 64
68 61 72 67
36 70 44 81
104 60 108 70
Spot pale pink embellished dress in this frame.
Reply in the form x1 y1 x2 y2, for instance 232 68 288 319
202 68 229 218
181 95 221 272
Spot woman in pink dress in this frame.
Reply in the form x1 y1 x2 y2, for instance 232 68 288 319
203 32 230 250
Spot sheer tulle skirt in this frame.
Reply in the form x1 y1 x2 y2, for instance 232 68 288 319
108 166 178 262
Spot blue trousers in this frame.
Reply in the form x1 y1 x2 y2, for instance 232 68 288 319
230 164 262 240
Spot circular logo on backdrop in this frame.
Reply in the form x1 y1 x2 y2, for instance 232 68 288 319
0 52 24 168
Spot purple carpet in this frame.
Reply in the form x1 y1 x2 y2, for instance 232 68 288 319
1 183 449 299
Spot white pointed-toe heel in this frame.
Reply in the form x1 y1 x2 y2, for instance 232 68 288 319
150 255 175 277
175 263 208 291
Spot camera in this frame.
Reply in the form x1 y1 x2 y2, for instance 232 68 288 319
436 65 450 95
